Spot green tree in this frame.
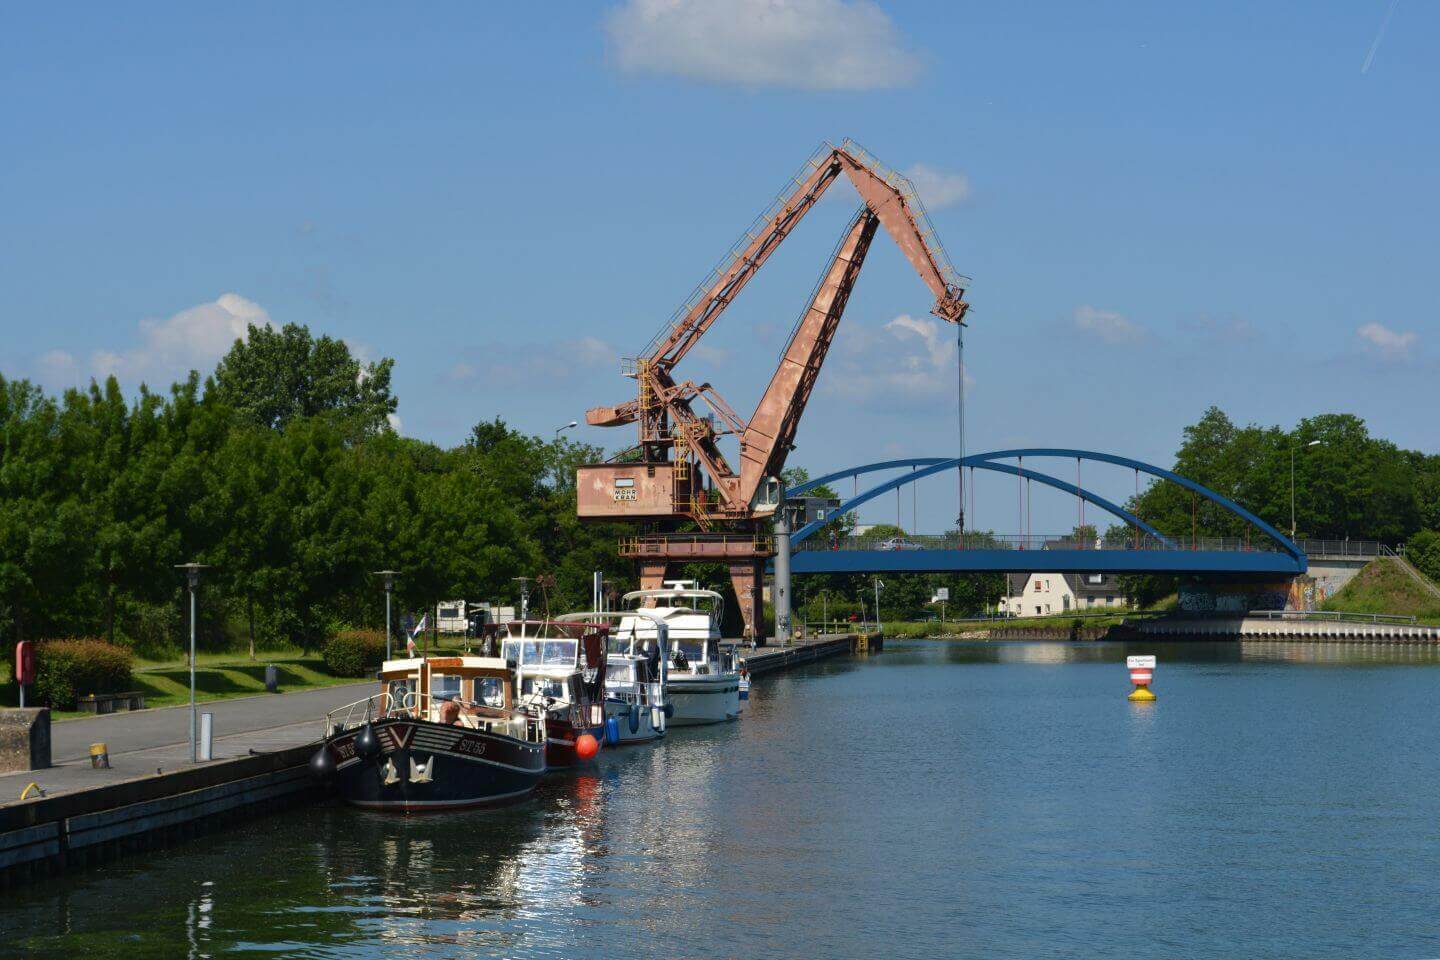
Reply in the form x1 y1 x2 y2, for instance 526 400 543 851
213 323 396 434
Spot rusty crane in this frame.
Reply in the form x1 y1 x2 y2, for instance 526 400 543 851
577 140 971 640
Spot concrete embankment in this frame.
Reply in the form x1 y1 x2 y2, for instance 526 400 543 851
739 632 878 674
1127 616 1440 642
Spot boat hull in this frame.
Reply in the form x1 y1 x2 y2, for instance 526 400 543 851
326 718 545 812
666 674 741 726
545 716 605 768
604 698 665 744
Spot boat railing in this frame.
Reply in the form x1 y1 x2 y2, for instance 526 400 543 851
323 691 546 743
323 692 399 734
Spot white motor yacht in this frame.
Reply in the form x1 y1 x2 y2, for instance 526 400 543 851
618 581 741 726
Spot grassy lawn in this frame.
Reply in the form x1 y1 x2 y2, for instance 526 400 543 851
880 611 1146 638
1321 560 1440 624
1 648 366 720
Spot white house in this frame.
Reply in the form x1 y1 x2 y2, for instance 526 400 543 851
1000 572 1128 617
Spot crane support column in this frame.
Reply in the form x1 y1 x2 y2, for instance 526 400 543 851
728 561 764 645
773 499 792 645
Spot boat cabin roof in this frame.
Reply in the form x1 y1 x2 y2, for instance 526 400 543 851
379 655 510 680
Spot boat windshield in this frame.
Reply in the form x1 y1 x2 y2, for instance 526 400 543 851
502 638 578 668
522 676 570 700
673 640 706 664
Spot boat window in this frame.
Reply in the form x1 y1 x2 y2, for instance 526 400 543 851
432 674 462 702
608 662 636 684
473 677 505 708
504 639 578 667
673 640 706 663
522 677 567 699
387 679 411 708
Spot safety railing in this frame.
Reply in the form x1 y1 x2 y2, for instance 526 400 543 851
322 691 545 743
1294 539 1386 558
795 533 1293 554
1246 610 1418 624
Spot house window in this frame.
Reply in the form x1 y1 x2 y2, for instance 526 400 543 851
1063 596 1070 611
1106 596 1115 605
1034 605 1042 615
1087 574 1103 584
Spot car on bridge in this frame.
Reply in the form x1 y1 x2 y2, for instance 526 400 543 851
879 537 923 551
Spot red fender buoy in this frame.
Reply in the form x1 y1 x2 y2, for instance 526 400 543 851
575 733 600 761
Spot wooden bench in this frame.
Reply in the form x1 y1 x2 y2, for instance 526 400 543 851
76 691 146 714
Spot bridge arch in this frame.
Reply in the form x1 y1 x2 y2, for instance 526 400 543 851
787 449 1303 561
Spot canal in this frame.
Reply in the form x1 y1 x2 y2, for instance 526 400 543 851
6 640 1440 959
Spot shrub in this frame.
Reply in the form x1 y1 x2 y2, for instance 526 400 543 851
1407 530 1440 584
33 639 134 710
323 629 388 677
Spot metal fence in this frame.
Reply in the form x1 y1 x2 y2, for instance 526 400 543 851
795 533 1292 554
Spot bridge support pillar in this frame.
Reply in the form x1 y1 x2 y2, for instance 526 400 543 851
773 505 792 645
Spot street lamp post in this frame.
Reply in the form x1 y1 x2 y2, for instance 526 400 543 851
1290 439 1322 540
175 562 209 763
374 570 399 660
554 421 578 440
873 579 885 635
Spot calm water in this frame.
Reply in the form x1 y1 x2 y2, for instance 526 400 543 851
7 640 1440 959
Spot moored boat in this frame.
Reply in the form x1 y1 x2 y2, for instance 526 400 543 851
495 620 609 768
557 611 672 745
313 654 546 812
619 581 741 726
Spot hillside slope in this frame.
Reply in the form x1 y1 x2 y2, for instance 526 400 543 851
1321 559 1440 621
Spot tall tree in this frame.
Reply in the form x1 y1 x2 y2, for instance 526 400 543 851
212 323 396 434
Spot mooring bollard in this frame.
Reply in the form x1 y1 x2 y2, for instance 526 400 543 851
1127 655 1157 702
199 713 214 761
89 742 110 768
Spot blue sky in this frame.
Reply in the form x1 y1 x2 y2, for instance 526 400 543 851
1 1 1434 535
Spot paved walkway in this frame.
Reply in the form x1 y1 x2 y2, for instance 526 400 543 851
1 682 372 803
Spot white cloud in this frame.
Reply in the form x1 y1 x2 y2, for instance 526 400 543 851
1074 305 1144 345
604 0 922 90
821 313 971 408
386 413 403 433
1356 321 1416 358
904 164 970 209
91 293 272 383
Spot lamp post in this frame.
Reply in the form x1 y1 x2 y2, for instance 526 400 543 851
554 421 578 440
873 579 885 635
1290 439 1322 540
374 570 399 660
175 562 209 763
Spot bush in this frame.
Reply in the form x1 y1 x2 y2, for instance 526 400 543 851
33 639 134 710
1407 530 1440 584
323 629 387 677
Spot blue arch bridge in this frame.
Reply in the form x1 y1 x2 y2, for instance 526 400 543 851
779 449 1307 579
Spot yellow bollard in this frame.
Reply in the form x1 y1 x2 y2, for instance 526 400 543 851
1126 655 1157 702
90 742 111 769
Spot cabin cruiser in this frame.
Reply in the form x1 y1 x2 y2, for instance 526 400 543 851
495 620 608 768
557 611 671 745
312 654 546 812
619 581 742 726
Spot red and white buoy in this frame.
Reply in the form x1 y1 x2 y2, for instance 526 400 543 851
1126 655 1157 702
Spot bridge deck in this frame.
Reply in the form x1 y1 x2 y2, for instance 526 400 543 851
790 548 1306 576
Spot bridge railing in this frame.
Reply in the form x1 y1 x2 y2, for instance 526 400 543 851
1293 539 1386 558
795 533 1293 554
